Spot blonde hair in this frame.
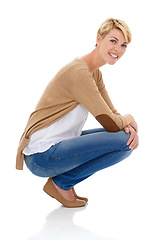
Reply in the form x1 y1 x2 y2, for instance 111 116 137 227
96 18 132 46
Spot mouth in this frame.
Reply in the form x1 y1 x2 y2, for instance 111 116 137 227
108 52 118 59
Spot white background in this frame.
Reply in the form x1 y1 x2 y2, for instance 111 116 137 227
0 0 160 239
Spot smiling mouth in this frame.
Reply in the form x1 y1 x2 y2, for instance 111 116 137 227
108 52 118 59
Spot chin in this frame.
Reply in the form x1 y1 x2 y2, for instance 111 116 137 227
107 61 117 65
104 57 118 65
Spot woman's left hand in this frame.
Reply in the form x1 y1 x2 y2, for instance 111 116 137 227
124 125 139 150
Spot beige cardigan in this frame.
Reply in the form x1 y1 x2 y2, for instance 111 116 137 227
16 58 128 170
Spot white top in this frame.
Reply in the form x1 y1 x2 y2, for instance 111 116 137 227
23 104 88 155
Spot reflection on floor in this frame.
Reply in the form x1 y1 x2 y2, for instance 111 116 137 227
27 205 115 240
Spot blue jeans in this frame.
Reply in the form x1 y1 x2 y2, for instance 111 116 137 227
24 128 133 190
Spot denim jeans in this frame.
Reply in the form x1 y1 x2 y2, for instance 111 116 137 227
24 128 133 190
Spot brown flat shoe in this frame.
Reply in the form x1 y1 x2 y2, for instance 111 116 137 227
71 187 88 203
43 178 86 208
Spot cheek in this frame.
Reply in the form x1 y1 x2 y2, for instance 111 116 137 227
100 44 110 55
105 43 113 51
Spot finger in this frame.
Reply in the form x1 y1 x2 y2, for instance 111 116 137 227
133 139 139 149
129 143 136 150
131 143 139 150
130 142 137 150
129 136 139 150
127 133 134 146
124 127 129 133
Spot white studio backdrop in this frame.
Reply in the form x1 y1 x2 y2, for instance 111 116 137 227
0 0 160 240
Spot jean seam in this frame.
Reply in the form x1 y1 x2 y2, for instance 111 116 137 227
48 147 118 161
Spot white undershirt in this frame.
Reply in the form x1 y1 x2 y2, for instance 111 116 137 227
23 104 88 155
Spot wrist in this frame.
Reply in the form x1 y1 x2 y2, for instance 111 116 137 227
123 114 134 125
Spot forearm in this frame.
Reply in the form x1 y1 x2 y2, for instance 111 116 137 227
100 87 120 115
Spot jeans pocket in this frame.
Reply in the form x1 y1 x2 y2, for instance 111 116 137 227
24 155 57 178
30 162 57 177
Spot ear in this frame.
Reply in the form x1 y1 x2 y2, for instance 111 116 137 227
96 34 101 47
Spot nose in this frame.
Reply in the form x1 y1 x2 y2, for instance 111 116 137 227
114 45 122 53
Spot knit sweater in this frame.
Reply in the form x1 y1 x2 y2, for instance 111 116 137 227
16 58 128 170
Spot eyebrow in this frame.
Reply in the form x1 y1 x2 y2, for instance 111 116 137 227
110 36 128 44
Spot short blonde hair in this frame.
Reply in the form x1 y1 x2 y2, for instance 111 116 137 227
96 18 132 46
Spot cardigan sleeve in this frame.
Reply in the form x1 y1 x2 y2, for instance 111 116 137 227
71 69 128 132
95 69 120 115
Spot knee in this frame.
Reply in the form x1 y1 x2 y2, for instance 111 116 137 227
119 131 132 151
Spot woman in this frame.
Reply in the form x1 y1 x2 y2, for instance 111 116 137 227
16 18 139 208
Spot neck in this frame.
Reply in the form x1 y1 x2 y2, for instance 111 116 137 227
81 48 106 74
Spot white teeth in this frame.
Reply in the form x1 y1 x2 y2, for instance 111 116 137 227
109 53 118 58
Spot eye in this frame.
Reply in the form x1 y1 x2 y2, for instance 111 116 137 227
121 44 127 48
110 39 116 43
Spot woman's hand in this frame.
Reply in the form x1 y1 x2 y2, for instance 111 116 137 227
123 114 138 133
124 125 139 150
130 119 138 133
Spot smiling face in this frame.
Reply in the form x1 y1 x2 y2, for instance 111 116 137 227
96 28 128 65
